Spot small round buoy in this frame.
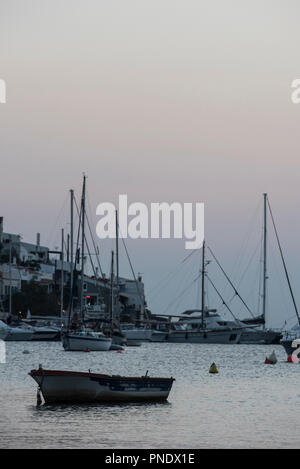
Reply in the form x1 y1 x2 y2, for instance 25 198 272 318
287 354 299 363
209 362 218 374
117 350 122 354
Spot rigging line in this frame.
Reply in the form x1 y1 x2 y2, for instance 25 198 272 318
267 197 300 325
73 197 105 302
257 227 264 315
181 249 198 264
207 246 255 318
161 272 202 315
235 237 262 291
228 197 262 286
147 249 198 297
170 259 199 314
268 235 290 319
206 275 238 322
85 212 104 278
118 231 145 315
66 194 82 329
45 192 70 248
85 191 105 278
149 255 197 307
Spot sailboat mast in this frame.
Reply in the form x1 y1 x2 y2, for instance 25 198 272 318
262 193 267 328
110 251 114 328
267 196 300 325
70 189 74 308
9 235 12 316
60 228 64 320
80 175 86 318
115 210 119 321
201 240 205 329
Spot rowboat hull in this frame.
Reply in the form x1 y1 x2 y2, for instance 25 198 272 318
29 369 175 404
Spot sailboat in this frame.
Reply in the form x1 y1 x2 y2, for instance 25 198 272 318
238 193 298 353
237 194 282 344
0 319 33 341
113 211 152 346
162 241 243 344
62 176 112 352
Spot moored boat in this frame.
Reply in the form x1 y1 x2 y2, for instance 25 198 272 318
29 367 175 404
0 321 34 341
62 331 112 351
121 324 152 346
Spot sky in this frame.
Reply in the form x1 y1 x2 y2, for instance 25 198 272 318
1 0 300 327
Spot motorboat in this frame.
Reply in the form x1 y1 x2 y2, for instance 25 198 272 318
0 321 8 341
62 330 112 351
166 311 243 344
20 322 60 341
121 324 152 346
0 320 33 341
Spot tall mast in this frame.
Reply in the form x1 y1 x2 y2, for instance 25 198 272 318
60 228 64 320
267 196 300 325
115 210 119 321
80 175 86 317
201 240 205 329
70 190 74 309
110 251 114 328
262 193 267 328
9 235 12 316
67 234 70 263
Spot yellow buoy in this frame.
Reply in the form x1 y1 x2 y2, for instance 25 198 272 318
209 362 218 374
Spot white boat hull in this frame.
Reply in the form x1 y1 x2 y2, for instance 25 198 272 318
29 369 175 404
5 329 34 341
239 329 281 344
0 329 8 341
166 329 242 344
123 329 152 343
32 330 60 341
62 333 112 351
150 331 169 342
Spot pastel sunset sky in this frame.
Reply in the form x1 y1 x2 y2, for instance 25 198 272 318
1 0 300 326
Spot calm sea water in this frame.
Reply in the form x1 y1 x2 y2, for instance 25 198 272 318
0 341 299 449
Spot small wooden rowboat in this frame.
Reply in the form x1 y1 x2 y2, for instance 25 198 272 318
29 367 175 404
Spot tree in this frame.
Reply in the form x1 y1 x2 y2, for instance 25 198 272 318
5 280 59 316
